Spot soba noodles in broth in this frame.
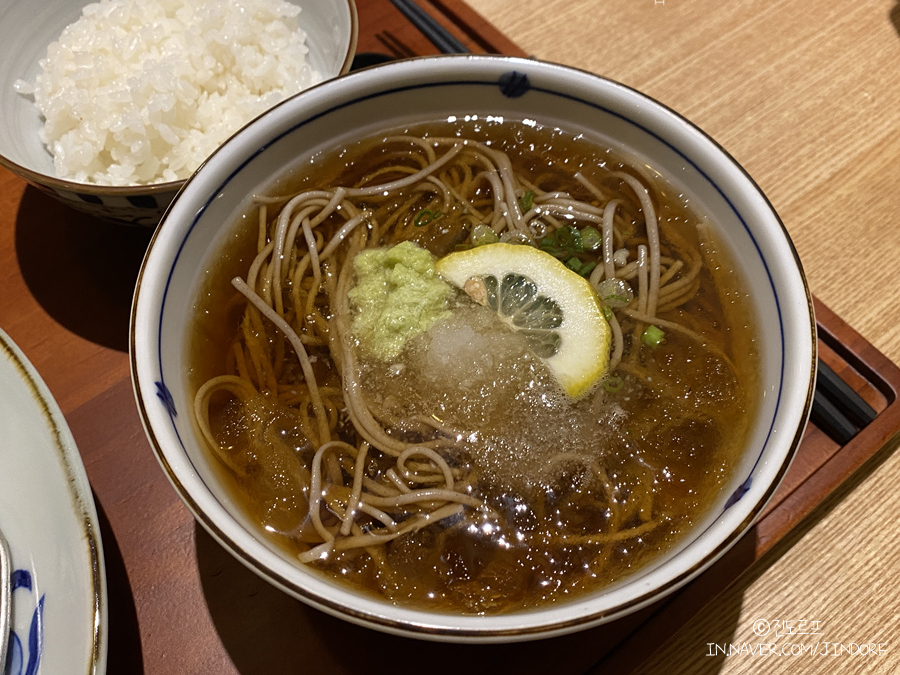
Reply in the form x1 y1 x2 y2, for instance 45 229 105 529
189 117 758 614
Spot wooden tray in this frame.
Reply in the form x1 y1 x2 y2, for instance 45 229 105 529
356 0 522 58
2 2 898 673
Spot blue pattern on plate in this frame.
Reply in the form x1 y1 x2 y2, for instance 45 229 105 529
5 570 43 675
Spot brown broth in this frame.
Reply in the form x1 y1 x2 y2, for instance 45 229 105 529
188 117 759 614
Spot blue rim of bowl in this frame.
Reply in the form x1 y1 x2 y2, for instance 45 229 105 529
131 54 817 639
0 0 359 200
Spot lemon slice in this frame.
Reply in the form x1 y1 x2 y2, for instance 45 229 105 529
435 243 611 397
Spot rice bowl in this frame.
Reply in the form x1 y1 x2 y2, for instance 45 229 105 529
0 0 357 224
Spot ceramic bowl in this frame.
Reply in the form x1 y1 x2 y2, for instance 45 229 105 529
130 55 816 641
0 328 107 673
0 0 357 226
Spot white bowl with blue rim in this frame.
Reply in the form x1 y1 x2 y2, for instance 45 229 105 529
130 54 816 641
0 0 357 226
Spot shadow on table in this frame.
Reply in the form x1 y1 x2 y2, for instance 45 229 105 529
93 495 145 673
193 522 751 675
891 2 900 37
14 186 153 353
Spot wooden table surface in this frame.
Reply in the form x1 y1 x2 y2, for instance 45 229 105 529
463 0 900 673
2 1 899 674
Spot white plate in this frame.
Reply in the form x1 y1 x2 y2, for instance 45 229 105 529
0 329 107 675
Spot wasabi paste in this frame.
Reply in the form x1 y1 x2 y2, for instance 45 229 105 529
348 241 453 360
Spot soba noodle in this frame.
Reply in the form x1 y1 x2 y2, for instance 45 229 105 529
189 118 757 613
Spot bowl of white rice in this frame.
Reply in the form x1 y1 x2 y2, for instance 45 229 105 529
0 0 357 225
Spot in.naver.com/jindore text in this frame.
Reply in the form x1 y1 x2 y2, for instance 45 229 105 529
706 620 888 659
707 642 888 657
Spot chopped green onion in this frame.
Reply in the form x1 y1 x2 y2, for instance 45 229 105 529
414 208 443 227
539 225 601 268
641 324 666 348
538 231 564 259
565 257 583 274
603 376 624 393
554 225 584 253
597 278 634 308
602 305 614 322
518 190 534 212
581 226 602 251
578 260 596 278
471 223 499 246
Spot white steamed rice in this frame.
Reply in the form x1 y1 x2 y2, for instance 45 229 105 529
15 0 324 186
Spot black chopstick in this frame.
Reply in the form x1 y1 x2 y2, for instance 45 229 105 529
810 357 877 444
389 0 471 54
816 358 877 427
811 386 859 446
